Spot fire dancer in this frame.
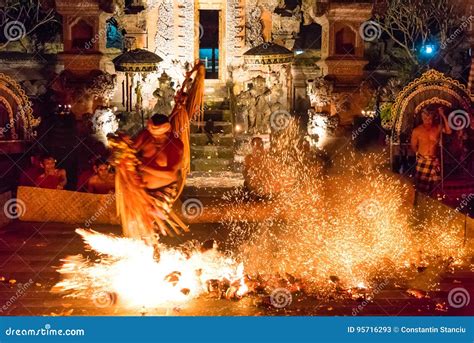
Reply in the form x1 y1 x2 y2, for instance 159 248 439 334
35 155 67 190
132 113 183 203
110 62 205 239
410 106 452 193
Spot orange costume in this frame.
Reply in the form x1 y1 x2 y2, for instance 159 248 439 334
110 62 205 240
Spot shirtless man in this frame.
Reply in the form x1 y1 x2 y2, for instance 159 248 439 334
87 160 115 194
411 107 452 193
35 155 67 190
132 113 184 201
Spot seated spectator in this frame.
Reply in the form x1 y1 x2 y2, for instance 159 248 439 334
87 160 115 194
77 157 100 192
19 153 43 186
35 155 67 190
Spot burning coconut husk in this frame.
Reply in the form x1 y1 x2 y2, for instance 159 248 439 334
52 229 249 311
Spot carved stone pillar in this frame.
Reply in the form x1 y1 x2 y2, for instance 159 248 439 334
55 0 110 75
312 2 372 84
226 0 246 67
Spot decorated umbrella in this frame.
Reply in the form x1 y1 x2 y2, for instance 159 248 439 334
112 49 163 126
243 42 294 65
113 48 163 73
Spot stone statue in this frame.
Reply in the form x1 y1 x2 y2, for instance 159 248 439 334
153 72 176 116
308 109 340 145
307 77 334 108
92 107 119 144
250 76 271 133
269 81 285 113
135 81 143 112
236 88 256 133
236 75 281 134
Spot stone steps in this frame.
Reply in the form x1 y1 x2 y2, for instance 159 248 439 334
204 83 228 103
203 109 232 122
191 145 234 159
191 158 233 172
190 133 234 146
190 87 234 172
191 121 233 134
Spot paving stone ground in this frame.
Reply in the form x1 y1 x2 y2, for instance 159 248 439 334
0 221 472 316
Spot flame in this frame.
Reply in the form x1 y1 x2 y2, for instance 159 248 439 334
53 229 248 309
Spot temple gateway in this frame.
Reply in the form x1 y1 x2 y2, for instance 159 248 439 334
0 0 473 173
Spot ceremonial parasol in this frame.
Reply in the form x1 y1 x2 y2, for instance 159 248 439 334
243 42 294 65
112 48 163 72
112 49 163 125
